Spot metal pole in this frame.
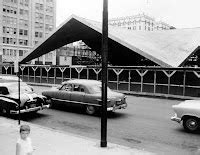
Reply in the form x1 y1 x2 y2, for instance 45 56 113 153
101 0 108 147
18 63 21 125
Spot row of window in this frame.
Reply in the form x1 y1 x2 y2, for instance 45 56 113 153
35 22 44 29
46 0 53 3
19 8 29 16
45 24 53 31
127 26 153 31
35 3 44 11
3 15 17 25
3 48 28 57
111 21 154 27
3 37 28 46
3 48 17 56
3 37 17 45
46 6 53 13
35 12 44 20
3 0 17 4
35 32 43 38
19 19 28 27
3 26 28 36
19 39 28 45
4 0 29 5
19 29 28 36
35 13 54 23
19 0 29 6
45 15 53 23
3 5 17 15
3 26 17 35
110 19 154 25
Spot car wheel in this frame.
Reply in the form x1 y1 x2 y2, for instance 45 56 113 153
183 117 199 132
0 108 10 117
85 105 96 115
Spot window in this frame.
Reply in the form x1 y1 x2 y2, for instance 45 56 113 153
61 84 72 91
19 29 23 35
3 49 6 55
24 30 28 35
19 50 23 56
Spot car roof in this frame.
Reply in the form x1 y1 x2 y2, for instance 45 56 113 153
62 79 101 86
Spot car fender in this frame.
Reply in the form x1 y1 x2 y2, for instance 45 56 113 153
181 113 200 121
0 96 18 105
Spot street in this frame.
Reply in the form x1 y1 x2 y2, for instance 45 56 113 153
17 86 200 154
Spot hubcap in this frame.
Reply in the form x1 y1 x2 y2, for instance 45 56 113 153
187 119 198 130
86 106 95 114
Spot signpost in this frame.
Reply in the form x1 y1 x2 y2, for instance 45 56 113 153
101 0 108 147
14 60 20 125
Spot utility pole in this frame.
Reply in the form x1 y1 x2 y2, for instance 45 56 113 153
14 60 20 125
101 0 108 147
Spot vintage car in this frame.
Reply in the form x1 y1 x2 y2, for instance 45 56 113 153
171 100 200 132
42 79 127 115
0 76 50 115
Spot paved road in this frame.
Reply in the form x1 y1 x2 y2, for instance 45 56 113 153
18 86 200 154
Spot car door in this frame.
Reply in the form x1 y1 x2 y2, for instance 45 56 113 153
70 84 85 105
52 83 72 104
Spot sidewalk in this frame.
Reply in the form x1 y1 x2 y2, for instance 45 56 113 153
0 117 154 155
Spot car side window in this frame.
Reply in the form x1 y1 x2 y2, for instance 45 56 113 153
72 84 85 93
0 86 9 95
73 84 80 92
60 84 72 91
80 87 85 92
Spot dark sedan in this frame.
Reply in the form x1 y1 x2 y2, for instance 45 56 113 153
0 76 50 115
42 79 127 115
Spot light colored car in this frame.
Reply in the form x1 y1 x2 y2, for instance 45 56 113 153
42 79 127 115
0 75 50 115
171 100 200 132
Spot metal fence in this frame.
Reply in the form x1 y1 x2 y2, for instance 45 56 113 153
2 64 200 98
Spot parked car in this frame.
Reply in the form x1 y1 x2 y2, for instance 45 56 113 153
0 75 50 115
171 100 200 132
42 79 127 115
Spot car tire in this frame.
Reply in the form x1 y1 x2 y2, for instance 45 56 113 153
0 107 10 117
85 105 96 115
183 117 199 132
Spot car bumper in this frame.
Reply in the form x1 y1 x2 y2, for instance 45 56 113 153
10 104 50 114
171 114 181 123
107 103 127 112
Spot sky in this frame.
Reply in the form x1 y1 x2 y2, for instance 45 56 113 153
56 0 200 29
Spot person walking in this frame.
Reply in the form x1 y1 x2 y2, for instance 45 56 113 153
16 125 33 155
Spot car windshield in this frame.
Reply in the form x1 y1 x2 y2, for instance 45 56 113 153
91 84 111 94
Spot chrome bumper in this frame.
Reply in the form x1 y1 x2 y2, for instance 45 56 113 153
107 103 127 112
171 114 181 123
10 104 50 114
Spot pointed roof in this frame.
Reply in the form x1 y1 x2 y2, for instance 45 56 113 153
20 14 200 67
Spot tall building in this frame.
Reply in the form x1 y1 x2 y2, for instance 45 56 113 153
0 0 56 65
108 13 174 31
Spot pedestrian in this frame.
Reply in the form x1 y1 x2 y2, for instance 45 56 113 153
16 124 33 155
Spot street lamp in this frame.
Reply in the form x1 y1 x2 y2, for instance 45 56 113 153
101 0 108 147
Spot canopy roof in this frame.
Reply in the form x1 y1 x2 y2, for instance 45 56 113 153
20 14 200 67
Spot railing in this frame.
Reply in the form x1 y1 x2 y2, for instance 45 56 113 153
2 64 200 98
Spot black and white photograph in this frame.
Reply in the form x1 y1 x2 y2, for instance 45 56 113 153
1 0 200 154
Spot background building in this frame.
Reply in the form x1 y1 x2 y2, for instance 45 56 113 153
0 0 56 65
108 13 174 31
56 41 101 66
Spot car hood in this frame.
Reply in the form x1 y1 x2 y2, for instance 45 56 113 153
173 100 200 108
9 92 42 106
